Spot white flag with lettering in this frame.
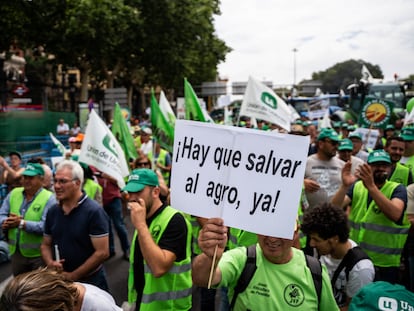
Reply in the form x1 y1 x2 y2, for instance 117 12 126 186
79 110 129 189
239 76 291 131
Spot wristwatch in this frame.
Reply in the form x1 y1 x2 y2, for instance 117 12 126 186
19 219 25 230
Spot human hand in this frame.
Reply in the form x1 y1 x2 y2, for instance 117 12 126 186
198 218 228 258
304 179 320 192
128 199 147 230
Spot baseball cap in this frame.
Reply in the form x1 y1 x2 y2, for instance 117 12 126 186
367 150 391 165
22 163 44 176
400 127 414 141
349 132 363 140
74 133 84 142
385 124 395 131
290 124 304 134
141 127 152 135
8 151 22 160
317 128 340 142
338 139 353 151
123 168 159 193
333 122 341 128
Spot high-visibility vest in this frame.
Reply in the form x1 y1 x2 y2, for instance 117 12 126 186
148 149 170 185
128 206 192 310
9 187 52 257
83 179 102 201
350 181 409 267
390 162 410 186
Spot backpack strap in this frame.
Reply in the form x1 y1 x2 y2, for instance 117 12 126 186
305 254 322 309
331 246 370 287
230 244 257 310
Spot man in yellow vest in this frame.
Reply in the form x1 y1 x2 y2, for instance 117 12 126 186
332 150 409 284
384 136 413 186
0 163 56 276
124 168 192 311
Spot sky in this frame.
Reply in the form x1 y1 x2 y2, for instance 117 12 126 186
214 0 414 88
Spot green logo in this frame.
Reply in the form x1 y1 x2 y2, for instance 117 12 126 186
283 284 304 307
152 225 161 239
102 134 118 158
261 92 277 109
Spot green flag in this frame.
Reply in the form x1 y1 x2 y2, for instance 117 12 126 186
111 103 138 163
184 78 206 122
151 89 175 152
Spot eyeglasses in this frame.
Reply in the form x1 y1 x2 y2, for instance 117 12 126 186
136 162 151 168
54 178 76 185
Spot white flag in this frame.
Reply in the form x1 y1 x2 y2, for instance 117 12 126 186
404 109 414 126
49 133 68 156
320 108 332 129
240 76 292 131
159 90 176 127
79 110 129 189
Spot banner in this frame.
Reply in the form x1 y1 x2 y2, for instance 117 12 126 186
358 97 393 129
170 120 309 239
111 103 138 162
79 110 129 189
239 76 292 131
159 90 176 128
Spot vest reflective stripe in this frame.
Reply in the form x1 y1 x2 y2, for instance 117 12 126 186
141 287 193 304
128 206 192 311
351 181 409 267
9 188 52 257
390 163 409 186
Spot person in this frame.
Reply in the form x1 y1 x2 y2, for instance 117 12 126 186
0 151 24 193
96 170 130 260
41 160 110 291
124 168 192 310
331 150 409 284
148 140 172 186
57 118 70 135
405 183 414 292
301 203 375 309
139 127 153 156
384 136 413 186
0 267 122 311
26 157 53 191
400 127 414 176
349 132 369 162
337 139 364 175
192 218 339 310
304 128 345 209
80 163 102 205
0 163 56 276
70 121 81 136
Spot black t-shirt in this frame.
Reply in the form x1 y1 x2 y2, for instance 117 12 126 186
133 204 188 305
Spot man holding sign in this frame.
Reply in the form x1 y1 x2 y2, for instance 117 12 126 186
192 218 338 310
124 168 192 311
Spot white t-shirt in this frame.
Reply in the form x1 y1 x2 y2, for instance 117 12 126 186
319 240 375 304
57 123 69 134
79 283 122 311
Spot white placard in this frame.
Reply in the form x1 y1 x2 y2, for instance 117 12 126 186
353 128 380 150
170 120 310 239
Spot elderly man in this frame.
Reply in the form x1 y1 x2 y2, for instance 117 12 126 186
0 163 56 276
41 160 110 290
332 150 409 284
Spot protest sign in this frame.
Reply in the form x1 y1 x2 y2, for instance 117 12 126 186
170 120 309 239
353 127 380 150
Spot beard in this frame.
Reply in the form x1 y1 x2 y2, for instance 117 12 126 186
373 171 388 184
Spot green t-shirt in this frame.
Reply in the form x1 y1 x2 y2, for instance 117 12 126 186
218 245 339 311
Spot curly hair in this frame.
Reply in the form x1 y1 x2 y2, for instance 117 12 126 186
0 268 79 311
300 203 349 243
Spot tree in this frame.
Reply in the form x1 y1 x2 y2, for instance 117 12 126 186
310 59 383 93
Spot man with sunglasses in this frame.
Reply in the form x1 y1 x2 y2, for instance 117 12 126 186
304 128 345 210
0 163 56 276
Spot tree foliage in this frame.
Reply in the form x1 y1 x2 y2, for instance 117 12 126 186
310 59 383 93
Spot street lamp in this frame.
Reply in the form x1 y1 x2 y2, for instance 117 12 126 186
292 48 298 86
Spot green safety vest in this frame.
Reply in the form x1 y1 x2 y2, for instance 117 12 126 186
128 206 192 310
404 156 414 177
148 149 170 185
228 228 257 250
350 181 410 267
390 162 410 186
83 179 102 201
9 187 52 257
187 214 201 256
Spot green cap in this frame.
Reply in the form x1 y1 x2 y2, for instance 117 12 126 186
400 127 414 141
349 132 363 140
367 150 391 165
22 163 44 176
338 139 353 151
333 122 341 128
385 124 395 131
123 168 159 193
294 120 303 125
317 128 340 142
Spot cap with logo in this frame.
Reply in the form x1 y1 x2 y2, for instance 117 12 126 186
317 128 340 142
400 127 414 141
141 127 152 136
338 139 353 151
123 168 159 193
22 163 45 176
367 150 391 165
349 132 363 140
385 124 395 131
